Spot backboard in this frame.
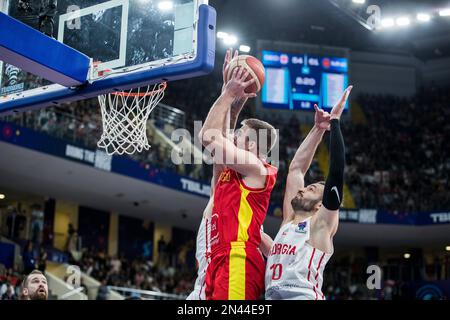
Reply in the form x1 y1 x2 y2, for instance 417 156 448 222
0 0 216 114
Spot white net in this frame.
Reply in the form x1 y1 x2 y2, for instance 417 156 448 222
97 82 167 155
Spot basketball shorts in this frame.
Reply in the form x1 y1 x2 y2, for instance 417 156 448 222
205 242 265 300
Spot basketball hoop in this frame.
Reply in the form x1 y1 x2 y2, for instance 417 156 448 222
97 82 167 155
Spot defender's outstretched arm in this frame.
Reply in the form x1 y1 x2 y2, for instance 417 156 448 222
282 105 330 224
317 86 352 236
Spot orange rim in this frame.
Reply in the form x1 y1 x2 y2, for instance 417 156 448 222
112 82 167 97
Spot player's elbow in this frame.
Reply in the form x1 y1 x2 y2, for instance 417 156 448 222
288 159 300 172
199 128 224 147
288 163 305 177
198 129 214 147
198 129 208 146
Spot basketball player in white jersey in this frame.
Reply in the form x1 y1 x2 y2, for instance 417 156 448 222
187 49 248 300
263 86 353 300
186 195 213 300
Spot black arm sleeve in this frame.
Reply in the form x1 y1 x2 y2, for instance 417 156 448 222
322 119 345 210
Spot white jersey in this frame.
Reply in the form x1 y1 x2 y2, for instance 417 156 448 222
186 217 211 300
265 217 332 300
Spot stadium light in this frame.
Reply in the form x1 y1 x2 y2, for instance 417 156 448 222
157 1 173 11
217 31 239 47
381 18 395 28
396 17 411 27
404 253 411 259
217 31 229 39
417 13 431 22
446 246 450 252
439 8 450 17
223 35 238 46
0 194 5 200
239 45 251 53
352 0 366 4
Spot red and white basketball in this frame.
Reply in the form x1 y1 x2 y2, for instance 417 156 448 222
224 55 265 94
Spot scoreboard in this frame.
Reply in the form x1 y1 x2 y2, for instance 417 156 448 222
261 50 349 112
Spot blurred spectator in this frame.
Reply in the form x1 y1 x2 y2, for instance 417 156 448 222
22 241 37 275
110 255 121 274
2 284 17 300
38 247 47 273
96 279 109 300
65 223 81 255
157 235 167 267
80 278 89 297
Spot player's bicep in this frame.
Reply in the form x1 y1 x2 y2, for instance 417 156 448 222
316 206 339 237
282 169 304 224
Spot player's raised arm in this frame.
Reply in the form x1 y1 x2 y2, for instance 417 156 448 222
220 49 240 136
199 68 267 178
199 67 256 143
282 105 330 224
211 49 240 187
317 86 352 236
227 52 249 133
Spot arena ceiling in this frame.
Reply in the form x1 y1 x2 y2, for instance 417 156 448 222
210 0 450 61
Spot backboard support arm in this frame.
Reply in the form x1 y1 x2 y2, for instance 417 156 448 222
0 11 91 87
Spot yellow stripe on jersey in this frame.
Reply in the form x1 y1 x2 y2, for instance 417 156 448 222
228 243 247 300
228 187 254 299
237 186 253 242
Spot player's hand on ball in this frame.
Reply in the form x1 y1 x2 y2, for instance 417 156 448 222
222 49 239 93
223 67 257 99
330 85 353 120
314 104 331 130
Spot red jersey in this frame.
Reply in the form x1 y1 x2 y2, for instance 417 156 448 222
210 161 278 251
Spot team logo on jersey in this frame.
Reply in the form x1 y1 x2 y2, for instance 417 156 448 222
219 170 231 182
295 221 307 234
210 214 220 246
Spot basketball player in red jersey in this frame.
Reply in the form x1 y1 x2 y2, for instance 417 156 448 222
262 86 352 300
199 67 278 300
188 50 252 300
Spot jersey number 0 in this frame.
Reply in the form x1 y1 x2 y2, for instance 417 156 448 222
270 263 283 280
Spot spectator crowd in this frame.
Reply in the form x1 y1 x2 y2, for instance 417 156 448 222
76 248 195 299
344 86 450 212
2 71 450 215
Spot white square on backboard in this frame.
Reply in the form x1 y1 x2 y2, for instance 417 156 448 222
173 2 195 56
57 0 129 74
175 2 195 30
173 28 193 56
